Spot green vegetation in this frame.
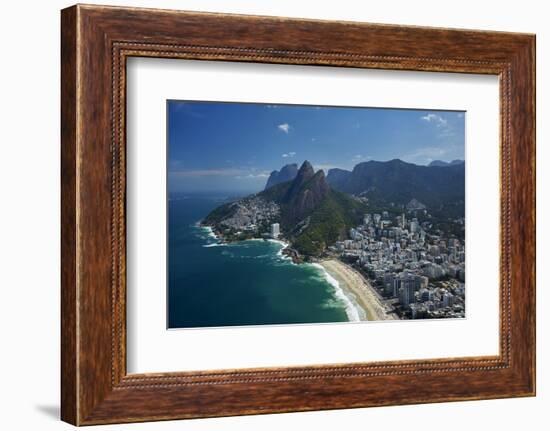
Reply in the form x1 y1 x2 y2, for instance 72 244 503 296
292 190 366 256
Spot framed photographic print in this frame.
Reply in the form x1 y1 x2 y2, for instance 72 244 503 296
61 4 536 425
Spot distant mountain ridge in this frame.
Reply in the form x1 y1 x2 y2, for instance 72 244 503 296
428 159 464 167
326 159 465 211
264 163 298 190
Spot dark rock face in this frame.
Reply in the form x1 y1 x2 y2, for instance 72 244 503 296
285 166 330 224
326 159 465 208
264 163 298 190
326 168 352 190
284 161 315 202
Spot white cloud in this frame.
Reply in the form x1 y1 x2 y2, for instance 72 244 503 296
420 113 448 127
420 112 463 142
282 151 296 158
277 123 290 134
234 172 270 180
351 154 372 163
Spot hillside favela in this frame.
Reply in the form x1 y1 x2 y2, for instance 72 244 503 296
168 101 465 328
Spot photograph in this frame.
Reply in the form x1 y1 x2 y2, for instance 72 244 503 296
167 101 466 328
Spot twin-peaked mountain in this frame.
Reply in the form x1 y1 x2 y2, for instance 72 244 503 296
262 161 332 225
204 161 366 256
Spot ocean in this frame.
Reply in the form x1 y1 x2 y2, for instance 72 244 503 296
168 193 356 329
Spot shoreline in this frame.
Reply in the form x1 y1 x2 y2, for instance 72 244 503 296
198 222 391 321
199 221 304 260
319 259 394 322
311 263 366 322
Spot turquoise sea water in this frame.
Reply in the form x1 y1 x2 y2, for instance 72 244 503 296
168 194 355 328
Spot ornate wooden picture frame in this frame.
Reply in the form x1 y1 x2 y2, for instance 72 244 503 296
61 4 535 425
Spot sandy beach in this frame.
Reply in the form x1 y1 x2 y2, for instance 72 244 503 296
319 259 395 321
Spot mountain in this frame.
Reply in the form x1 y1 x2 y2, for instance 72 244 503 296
281 161 330 223
264 163 298 190
325 168 352 191
261 161 367 255
326 159 465 211
205 161 367 257
428 160 449 167
428 159 464 167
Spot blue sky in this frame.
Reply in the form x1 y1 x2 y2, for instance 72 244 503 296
168 101 465 193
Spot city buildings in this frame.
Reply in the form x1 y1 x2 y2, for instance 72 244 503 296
271 223 280 239
330 207 466 319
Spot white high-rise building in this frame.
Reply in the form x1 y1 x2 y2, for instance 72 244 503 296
271 223 280 239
